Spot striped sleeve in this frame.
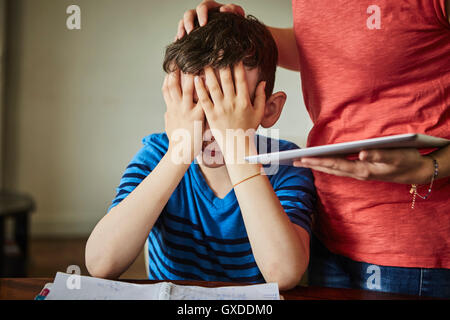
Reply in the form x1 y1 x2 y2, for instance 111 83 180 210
272 165 316 235
107 133 168 212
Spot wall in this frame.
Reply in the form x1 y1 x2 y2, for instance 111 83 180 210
0 0 5 187
4 0 312 237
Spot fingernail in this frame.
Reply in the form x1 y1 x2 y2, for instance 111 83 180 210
359 151 367 160
301 158 313 165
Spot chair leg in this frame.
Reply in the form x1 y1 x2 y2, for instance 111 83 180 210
14 212 29 276
0 217 4 275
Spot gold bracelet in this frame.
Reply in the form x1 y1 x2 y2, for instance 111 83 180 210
410 155 439 209
232 172 262 189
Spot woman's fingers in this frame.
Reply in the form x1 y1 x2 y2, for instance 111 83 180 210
296 157 373 180
359 149 400 164
180 1 223 38
197 1 219 26
176 19 186 40
177 2 243 39
219 3 245 16
300 157 350 170
183 9 197 35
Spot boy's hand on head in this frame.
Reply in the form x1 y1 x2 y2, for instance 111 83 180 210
162 70 204 164
177 1 245 39
194 62 266 162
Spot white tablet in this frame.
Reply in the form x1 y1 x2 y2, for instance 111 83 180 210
245 133 450 165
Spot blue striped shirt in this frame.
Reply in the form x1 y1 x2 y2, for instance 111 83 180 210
108 133 316 283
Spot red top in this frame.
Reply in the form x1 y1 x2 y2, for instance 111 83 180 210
292 0 450 268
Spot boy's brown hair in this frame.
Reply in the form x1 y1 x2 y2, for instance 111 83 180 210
163 10 278 97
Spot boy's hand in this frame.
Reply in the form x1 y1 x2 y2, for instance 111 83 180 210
194 62 266 162
162 70 204 164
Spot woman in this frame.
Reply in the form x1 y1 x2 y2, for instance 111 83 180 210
178 0 450 298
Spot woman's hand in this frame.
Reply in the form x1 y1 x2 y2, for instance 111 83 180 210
294 148 437 185
177 1 245 39
194 63 266 162
162 70 204 164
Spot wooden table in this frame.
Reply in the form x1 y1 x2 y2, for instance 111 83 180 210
0 278 427 300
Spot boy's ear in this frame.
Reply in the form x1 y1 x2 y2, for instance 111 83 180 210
260 91 287 128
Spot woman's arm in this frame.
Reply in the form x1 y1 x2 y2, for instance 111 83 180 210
268 27 301 71
432 144 450 180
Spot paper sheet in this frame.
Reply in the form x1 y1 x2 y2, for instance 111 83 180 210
169 282 280 300
43 272 280 300
45 272 166 300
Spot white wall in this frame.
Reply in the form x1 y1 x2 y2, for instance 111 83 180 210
0 0 5 187
4 0 312 237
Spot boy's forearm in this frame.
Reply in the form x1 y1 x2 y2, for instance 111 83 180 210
85 148 190 279
226 141 309 290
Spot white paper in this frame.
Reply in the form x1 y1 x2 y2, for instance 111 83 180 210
45 272 165 300
44 272 280 300
169 282 280 300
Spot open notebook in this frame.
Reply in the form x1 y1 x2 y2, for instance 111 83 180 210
35 272 280 300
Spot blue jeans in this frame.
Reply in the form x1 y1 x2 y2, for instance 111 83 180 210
308 235 450 298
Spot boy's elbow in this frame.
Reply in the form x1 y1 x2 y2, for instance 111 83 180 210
270 271 303 291
85 258 105 278
263 260 308 291
85 257 118 279
85 253 106 278
85 245 118 279
276 274 302 291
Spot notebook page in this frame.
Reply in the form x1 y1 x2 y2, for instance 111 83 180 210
169 282 280 300
44 273 279 300
45 272 167 300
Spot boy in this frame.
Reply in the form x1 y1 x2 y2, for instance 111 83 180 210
85 11 315 290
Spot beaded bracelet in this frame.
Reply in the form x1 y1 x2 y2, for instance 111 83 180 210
410 155 439 209
232 172 262 189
